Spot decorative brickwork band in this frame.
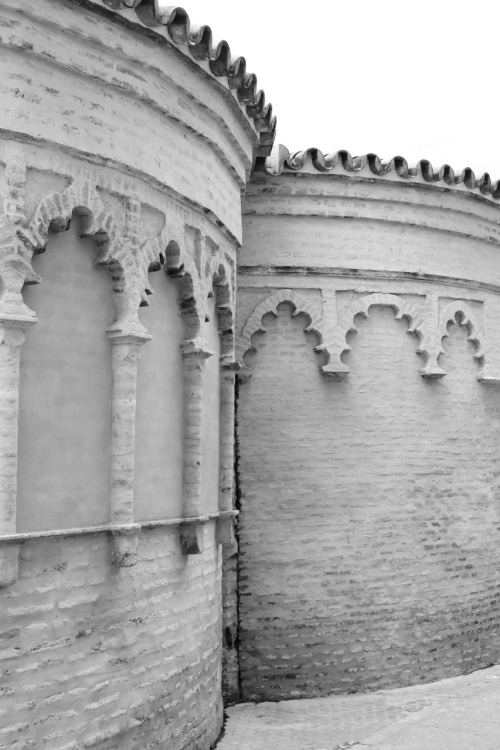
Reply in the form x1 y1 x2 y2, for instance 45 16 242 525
238 289 489 381
180 338 213 554
107 329 151 566
0 319 36 585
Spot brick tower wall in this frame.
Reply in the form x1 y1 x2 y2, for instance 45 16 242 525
237 166 500 700
0 1 257 746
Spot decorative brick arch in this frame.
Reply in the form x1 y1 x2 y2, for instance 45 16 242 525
418 300 487 379
205 257 235 356
236 289 325 378
438 301 486 356
322 292 425 376
145 230 205 339
20 178 152 334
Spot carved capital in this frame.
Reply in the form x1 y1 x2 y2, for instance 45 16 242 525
0 318 36 348
180 338 213 360
106 327 152 346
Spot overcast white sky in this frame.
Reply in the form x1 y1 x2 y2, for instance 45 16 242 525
182 0 500 179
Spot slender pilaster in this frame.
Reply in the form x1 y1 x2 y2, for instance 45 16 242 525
179 337 212 554
216 356 239 549
107 328 151 566
0 318 36 585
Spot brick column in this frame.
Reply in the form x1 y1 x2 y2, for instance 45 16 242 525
107 329 151 566
216 355 238 549
179 337 212 554
0 318 36 585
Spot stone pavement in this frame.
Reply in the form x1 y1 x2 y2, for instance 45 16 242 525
215 664 500 749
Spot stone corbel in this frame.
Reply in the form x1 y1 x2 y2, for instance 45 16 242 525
107 326 151 566
0 316 37 585
180 337 213 554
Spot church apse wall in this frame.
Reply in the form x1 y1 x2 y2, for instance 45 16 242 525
3 1 500 747
0 1 274 747
237 151 500 701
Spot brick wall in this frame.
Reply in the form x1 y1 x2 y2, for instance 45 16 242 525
0 1 251 743
237 303 500 700
0 524 222 749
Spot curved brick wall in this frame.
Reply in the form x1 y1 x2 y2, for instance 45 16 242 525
0 1 255 747
237 163 500 700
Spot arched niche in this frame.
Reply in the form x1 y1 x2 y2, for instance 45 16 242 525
17 215 114 532
134 268 187 521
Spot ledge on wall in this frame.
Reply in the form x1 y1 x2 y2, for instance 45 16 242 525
0 510 239 585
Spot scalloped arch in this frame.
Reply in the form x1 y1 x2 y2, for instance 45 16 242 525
322 292 425 376
437 301 486 359
20 179 156 333
143 229 205 338
416 299 488 379
236 289 325 376
205 258 235 356
205 256 233 309
26 179 118 255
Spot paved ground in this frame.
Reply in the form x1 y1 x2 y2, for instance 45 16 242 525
215 664 500 749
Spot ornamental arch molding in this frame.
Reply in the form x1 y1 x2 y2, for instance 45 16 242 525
321 292 426 377
205 257 235 357
145 231 205 340
236 289 326 379
417 299 488 380
18 178 151 335
0 178 126 325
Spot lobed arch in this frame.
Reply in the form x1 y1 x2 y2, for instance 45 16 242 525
18 178 151 334
419 300 488 379
236 289 325 378
205 257 235 357
143 231 205 340
437 301 486 358
322 292 426 377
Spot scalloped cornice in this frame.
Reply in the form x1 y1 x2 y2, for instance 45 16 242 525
257 145 500 202
94 0 275 156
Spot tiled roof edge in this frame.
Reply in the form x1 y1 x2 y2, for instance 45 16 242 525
256 145 500 201
99 0 276 156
